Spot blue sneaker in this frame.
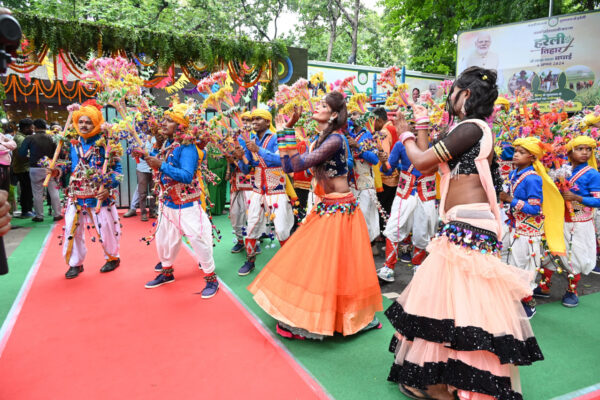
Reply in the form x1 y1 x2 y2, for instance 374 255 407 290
255 243 262 254
533 285 550 298
231 241 245 253
145 273 174 288
592 265 600 275
238 261 255 276
201 276 219 299
399 252 411 263
561 291 579 308
521 301 536 319
154 262 163 272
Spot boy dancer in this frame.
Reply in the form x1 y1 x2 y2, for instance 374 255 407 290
535 136 600 307
500 137 564 317
377 139 437 282
236 109 294 276
58 100 122 279
228 111 253 253
143 104 219 298
347 110 381 243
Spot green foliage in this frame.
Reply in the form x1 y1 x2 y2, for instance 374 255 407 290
284 0 409 67
12 10 287 74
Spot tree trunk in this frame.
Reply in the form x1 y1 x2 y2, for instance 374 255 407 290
327 26 337 62
348 0 360 64
326 1 337 62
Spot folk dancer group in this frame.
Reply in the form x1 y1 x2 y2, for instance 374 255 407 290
47 64 600 400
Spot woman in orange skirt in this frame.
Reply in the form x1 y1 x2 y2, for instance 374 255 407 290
385 67 543 400
247 91 383 340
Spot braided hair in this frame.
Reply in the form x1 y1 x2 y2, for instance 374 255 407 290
315 91 348 148
447 66 498 121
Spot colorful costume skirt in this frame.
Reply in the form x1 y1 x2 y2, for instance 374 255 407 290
248 192 383 337
385 204 543 400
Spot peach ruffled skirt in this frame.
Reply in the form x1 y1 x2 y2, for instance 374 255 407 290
386 208 543 400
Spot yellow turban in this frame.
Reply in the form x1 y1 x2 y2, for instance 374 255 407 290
73 101 104 139
347 102 361 114
583 112 600 127
566 135 597 170
165 103 190 127
495 96 510 111
513 137 565 255
241 111 252 120
251 109 275 132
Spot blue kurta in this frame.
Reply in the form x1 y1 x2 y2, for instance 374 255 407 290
157 139 199 209
569 163 600 208
508 165 542 216
70 135 122 208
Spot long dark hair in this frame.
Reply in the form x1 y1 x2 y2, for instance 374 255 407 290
446 66 498 121
315 91 348 148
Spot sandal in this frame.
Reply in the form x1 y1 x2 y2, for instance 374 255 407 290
398 384 435 400
275 323 306 340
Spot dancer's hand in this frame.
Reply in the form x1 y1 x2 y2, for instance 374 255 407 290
378 151 388 163
286 106 303 128
394 110 410 134
0 190 11 237
145 156 163 170
96 188 110 202
562 191 581 203
499 192 512 203
232 146 245 160
412 104 429 121
245 140 259 153
347 137 359 149
46 167 60 177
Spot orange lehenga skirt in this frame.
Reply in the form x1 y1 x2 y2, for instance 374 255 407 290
248 192 383 337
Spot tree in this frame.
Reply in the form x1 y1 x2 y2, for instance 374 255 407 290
332 0 361 64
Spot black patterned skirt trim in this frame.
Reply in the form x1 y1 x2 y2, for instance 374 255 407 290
385 302 543 366
388 359 523 400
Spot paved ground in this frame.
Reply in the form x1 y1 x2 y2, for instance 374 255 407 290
4 225 32 258
372 242 600 306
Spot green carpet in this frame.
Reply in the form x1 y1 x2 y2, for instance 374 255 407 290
210 214 600 400
0 218 54 323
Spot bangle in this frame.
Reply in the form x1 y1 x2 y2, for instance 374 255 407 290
399 131 416 144
415 117 430 124
414 124 430 130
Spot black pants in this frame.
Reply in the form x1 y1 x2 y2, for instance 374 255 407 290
14 171 33 213
377 184 396 232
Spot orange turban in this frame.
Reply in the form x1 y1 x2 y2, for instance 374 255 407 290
73 100 104 139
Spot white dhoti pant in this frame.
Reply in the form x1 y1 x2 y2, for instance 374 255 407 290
383 194 437 249
351 188 380 242
62 202 121 267
501 228 542 289
229 189 249 241
559 220 597 275
155 202 215 273
246 191 294 242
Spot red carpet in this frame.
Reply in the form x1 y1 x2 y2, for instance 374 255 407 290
0 213 328 399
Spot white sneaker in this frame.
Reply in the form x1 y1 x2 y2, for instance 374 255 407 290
377 266 395 282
